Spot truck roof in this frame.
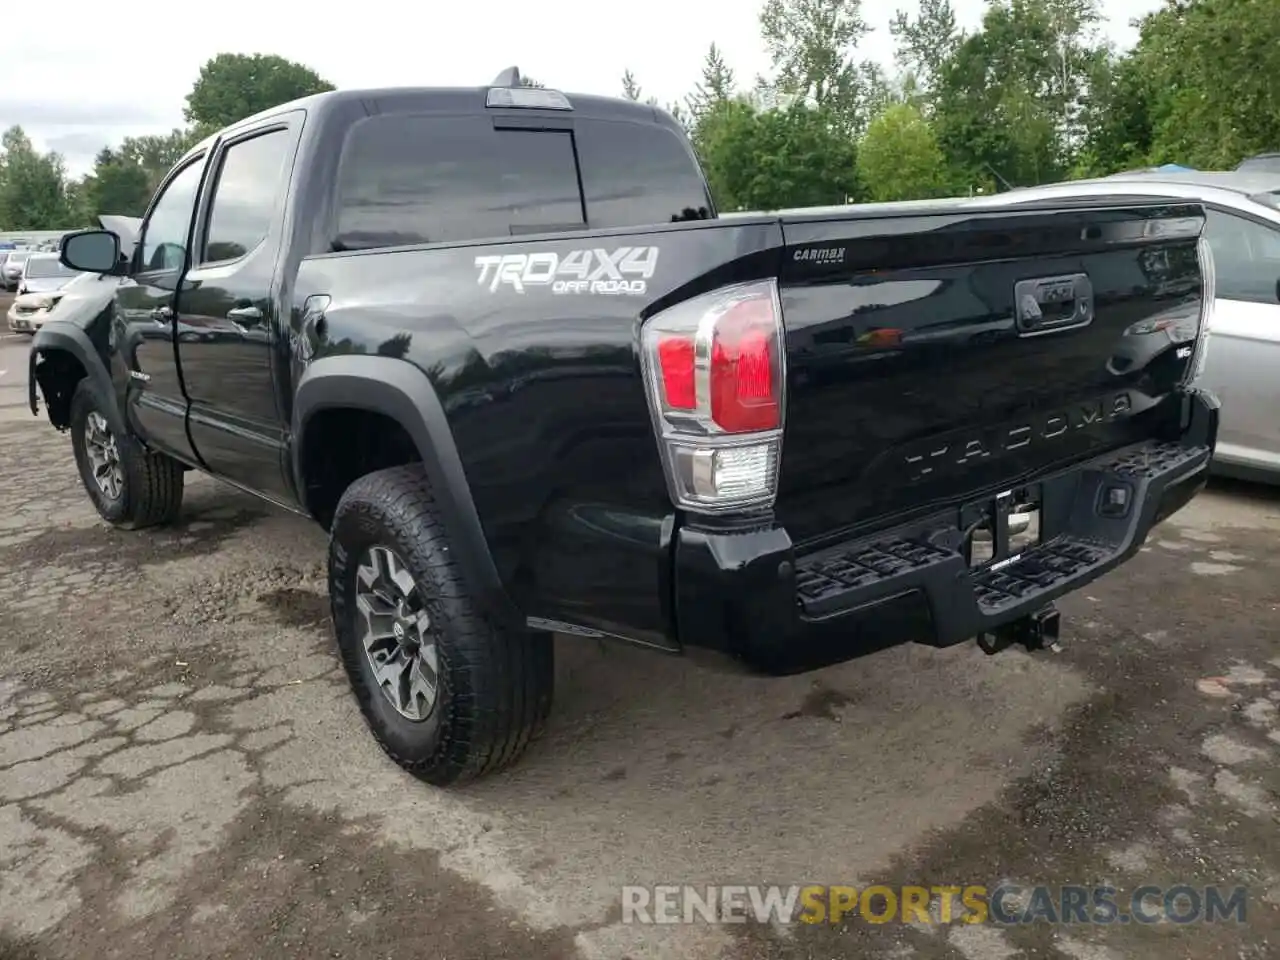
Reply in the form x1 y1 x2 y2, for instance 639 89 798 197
184 83 671 161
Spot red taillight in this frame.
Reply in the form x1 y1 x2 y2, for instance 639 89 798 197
710 299 779 431
657 335 696 410
640 279 785 513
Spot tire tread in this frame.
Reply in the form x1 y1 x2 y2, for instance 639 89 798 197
122 442 185 528
69 379 184 528
329 464 552 785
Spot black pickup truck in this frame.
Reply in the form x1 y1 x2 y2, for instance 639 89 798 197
31 69 1218 785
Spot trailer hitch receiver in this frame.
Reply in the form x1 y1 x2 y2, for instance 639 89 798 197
977 604 1063 655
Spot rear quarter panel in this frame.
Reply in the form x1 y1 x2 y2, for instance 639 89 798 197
292 218 783 645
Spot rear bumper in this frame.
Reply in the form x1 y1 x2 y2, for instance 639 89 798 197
672 388 1219 672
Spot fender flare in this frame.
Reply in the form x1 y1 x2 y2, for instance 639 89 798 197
292 354 519 627
28 320 124 434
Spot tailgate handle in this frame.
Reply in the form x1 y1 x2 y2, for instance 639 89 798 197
1014 273 1093 336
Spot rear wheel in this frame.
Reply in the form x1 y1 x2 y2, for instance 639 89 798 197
69 379 184 528
329 464 553 786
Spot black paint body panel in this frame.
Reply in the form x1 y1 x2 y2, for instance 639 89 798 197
292 219 783 645
774 203 1204 547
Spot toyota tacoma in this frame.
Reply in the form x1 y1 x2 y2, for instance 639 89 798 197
30 69 1218 785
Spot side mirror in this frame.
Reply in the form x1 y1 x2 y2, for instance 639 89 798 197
61 230 123 275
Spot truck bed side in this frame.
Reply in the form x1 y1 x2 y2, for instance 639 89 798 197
292 217 785 648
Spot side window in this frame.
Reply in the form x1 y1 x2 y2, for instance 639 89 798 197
334 116 585 249
575 121 713 226
139 159 204 274
1205 209 1280 304
202 130 293 264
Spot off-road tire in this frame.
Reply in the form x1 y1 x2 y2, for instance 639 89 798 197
69 378 184 528
329 464 554 786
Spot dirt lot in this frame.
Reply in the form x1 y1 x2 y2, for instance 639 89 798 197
0 339 1277 959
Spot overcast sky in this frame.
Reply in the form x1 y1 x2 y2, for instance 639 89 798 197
2 0 1162 178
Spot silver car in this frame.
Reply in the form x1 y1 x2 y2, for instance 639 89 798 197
2 250 32 290
16 253 80 296
8 269 117 333
971 171 1280 483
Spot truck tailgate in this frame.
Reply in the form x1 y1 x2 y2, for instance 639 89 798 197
775 201 1205 546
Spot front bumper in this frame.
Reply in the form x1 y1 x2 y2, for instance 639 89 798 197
673 389 1219 672
8 311 45 332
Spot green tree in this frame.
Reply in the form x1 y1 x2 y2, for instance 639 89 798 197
857 103 949 200
686 44 737 122
622 69 642 100
82 147 153 218
666 101 691 130
120 129 195 171
1075 48 1152 176
0 126 74 229
184 53 335 130
857 62 895 120
1134 0 1280 169
120 128 201 189
890 0 961 103
1040 0 1105 149
696 99 862 211
64 179 90 228
930 0 1103 189
758 0 875 132
618 69 659 106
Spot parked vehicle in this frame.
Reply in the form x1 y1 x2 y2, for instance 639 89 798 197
2 250 31 290
8 218 138 333
971 170 1280 482
1236 153 1280 174
8 270 117 333
31 71 1217 785
15 253 79 295
7 254 83 331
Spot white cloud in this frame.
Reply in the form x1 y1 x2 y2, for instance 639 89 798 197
4 0 1161 178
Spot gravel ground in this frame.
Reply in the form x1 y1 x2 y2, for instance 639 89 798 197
0 341 1276 959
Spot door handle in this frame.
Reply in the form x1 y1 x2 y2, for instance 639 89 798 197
151 305 173 324
226 305 263 325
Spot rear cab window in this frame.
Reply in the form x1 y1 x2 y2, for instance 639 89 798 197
575 120 714 226
332 112 711 251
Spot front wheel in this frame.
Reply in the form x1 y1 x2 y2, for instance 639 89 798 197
69 379 184 528
329 464 553 786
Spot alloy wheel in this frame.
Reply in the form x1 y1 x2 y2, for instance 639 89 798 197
84 411 124 500
354 545 440 722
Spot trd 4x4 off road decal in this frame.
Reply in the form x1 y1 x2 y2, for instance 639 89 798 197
474 247 660 295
